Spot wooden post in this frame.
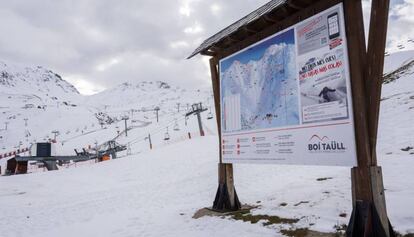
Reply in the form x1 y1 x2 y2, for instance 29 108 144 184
366 0 392 234
210 57 241 211
344 0 393 236
209 58 222 163
365 0 390 166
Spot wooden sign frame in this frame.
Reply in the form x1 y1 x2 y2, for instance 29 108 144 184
198 0 393 235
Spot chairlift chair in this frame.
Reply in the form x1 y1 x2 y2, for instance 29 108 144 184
207 107 213 120
164 127 170 141
173 121 180 131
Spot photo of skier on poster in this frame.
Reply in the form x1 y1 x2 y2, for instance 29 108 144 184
299 48 349 123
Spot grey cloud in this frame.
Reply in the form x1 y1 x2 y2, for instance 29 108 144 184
0 0 411 94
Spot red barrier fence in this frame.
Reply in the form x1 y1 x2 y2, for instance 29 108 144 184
0 147 29 160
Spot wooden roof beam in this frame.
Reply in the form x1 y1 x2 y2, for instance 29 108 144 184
263 15 279 24
218 35 242 49
243 25 259 34
273 6 291 21
287 0 308 10
225 36 240 43
210 45 223 52
201 49 216 57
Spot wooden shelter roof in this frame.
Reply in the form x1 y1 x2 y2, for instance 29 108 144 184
187 0 316 59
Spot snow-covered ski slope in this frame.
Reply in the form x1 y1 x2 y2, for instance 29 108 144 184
0 50 414 236
0 60 212 167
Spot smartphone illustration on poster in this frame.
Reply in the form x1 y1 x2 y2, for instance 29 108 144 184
327 12 340 39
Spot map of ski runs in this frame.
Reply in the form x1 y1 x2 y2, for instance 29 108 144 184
220 29 299 133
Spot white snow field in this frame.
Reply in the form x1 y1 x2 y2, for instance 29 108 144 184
0 50 414 236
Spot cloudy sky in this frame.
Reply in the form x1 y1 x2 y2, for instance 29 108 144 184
0 0 413 95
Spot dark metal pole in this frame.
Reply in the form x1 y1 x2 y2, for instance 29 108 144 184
124 118 128 137
197 112 204 136
148 133 152 149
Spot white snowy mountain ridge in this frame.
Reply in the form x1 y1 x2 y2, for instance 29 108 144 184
0 61 79 100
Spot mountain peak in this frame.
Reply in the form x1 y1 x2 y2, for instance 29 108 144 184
0 60 80 99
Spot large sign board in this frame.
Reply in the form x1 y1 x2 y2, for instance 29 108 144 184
219 3 357 166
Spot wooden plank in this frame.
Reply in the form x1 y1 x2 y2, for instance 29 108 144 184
218 163 226 184
243 26 258 34
370 166 390 236
201 50 216 57
287 0 306 10
210 57 222 163
225 164 236 207
343 0 372 168
262 15 278 24
365 0 390 166
351 167 373 203
350 168 357 207
343 0 373 202
365 1 391 234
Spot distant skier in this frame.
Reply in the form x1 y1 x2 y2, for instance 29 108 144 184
319 87 336 102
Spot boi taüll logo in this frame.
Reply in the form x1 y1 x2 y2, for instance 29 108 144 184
308 135 346 153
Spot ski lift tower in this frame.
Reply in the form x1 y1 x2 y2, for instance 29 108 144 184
154 106 160 123
51 130 59 141
121 115 129 137
185 103 207 136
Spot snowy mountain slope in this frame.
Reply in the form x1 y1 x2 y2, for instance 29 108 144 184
0 60 213 169
383 50 414 74
0 61 79 106
0 51 413 236
378 56 414 157
85 80 211 116
0 61 98 166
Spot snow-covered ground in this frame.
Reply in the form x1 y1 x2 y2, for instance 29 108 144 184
0 50 413 236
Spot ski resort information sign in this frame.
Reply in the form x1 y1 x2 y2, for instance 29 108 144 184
219 3 357 166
